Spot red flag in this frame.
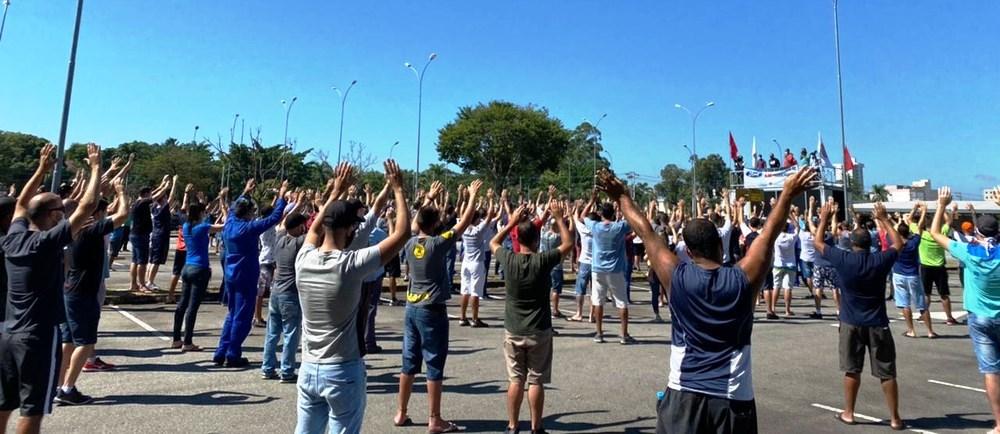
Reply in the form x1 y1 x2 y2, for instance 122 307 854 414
843 144 855 171
729 132 739 161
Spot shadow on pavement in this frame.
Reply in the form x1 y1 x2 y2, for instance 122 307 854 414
90 390 277 407
905 412 993 431
366 377 506 396
456 410 655 433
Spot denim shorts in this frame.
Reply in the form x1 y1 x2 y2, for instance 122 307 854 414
798 261 814 280
129 233 151 265
968 312 1000 374
402 305 449 381
60 293 101 346
892 273 926 312
550 267 564 294
574 262 592 296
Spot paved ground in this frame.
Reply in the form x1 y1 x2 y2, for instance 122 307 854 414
13 262 994 434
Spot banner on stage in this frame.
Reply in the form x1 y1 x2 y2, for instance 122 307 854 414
743 165 838 189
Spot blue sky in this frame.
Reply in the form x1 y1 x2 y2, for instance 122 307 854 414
1 1 998 197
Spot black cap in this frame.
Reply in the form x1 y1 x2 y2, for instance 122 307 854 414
978 215 999 238
323 200 365 229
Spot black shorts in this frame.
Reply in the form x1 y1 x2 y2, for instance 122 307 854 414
0 327 62 416
172 249 188 276
920 264 950 298
149 235 171 265
656 388 757 434
385 255 402 278
60 293 101 346
839 323 897 379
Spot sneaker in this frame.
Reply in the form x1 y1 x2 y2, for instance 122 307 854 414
253 319 266 328
261 371 279 380
808 312 823 320
82 358 115 372
225 357 250 368
280 374 298 384
653 314 664 323
766 313 780 320
55 388 93 405
593 333 605 344
459 319 470 327
504 428 520 434
620 335 638 345
471 319 489 328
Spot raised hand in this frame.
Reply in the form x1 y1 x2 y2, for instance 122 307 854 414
782 166 818 196
993 186 1000 207
873 202 889 220
185 183 195 193
85 143 102 169
39 143 57 173
548 198 564 219
113 178 126 194
243 178 257 194
820 202 836 220
278 180 290 198
467 179 483 197
937 186 953 207
332 162 354 196
595 168 627 199
383 159 403 189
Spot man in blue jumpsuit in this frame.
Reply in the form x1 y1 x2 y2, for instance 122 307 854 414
214 179 288 367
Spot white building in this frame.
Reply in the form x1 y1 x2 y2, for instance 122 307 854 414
986 188 999 203
883 179 937 202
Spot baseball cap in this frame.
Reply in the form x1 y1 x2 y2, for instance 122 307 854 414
323 199 365 229
961 221 974 234
978 215 999 238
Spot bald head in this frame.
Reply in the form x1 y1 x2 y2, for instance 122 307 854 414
27 193 63 225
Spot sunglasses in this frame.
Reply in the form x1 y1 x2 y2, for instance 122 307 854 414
48 206 65 213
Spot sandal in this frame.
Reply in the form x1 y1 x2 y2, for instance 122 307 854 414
429 421 463 433
170 341 183 349
927 332 940 339
890 421 907 431
946 319 961 326
902 331 917 338
182 345 203 352
566 315 583 322
393 416 413 427
834 413 856 426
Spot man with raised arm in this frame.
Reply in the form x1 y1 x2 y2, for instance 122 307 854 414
294 161 410 434
0 144 103 434
213 178 288 367
395 180 482 434
814 201 905 430
597 166 817 434
929 186 1000 434
491 199 574 434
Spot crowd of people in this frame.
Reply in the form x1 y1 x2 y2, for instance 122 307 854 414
0 143 998 434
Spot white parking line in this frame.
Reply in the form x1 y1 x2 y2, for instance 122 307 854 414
108 305 171 342
928 379 986 393
811 403 938 433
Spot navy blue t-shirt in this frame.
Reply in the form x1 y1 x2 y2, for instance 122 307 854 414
667 262 755 400
2 218 73 333
822 247 898 327
812 234 835 267
892 236 920 277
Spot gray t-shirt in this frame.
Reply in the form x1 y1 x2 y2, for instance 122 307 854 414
539 228 563 271
347 209 379 251
462 220 490 266
295 242 381 364
405 231 457 306
273 233 304 294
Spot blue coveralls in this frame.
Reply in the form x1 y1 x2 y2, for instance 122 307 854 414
213 196 286 362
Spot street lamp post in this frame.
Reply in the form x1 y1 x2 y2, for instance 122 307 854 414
193 125 199 144
332 80 358 163
51 0 85 191
404 52 437 197
771 138 784 159
833 0 851 221
588 113 607 189
0 0 11 45
280 96 298 177
229 114 239 144
674 101 715 215
388 140 400 159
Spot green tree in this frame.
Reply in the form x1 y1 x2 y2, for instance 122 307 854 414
695 153 731 197
656 163 691 205
437 101 571 190
869 183 888 202
0 131 52 189
539 121 610 198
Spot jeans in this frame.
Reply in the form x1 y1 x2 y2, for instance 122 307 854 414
574 262 592 296
262 291 302 377
296 360 367 434
649 275 661 316
173 265 210 345
402 305 449 381
363 279 382 349
445 247 457 293
968 312 1000 374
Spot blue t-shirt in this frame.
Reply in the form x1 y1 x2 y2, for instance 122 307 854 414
949 241 1000 318
363 227 388 283
586 219 631 273
667 262 755 400
892 236 921 277
812 234 835 267
822 247 898 327
184 219 212 269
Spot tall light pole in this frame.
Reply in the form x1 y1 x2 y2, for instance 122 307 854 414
833 0 851 220
280 96 298 177
588 113 608 189
51 0 85 191
332 80 357 163
674 101 715 215
682 144 695 203
771 138 783 158
404 52 437 196
229 114 239 144
388 140 400 159
0 0 11 45
193 125 199 143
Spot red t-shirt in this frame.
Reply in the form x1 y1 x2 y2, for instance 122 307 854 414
176 229 186 251
510 218 544 253
783 154 798 168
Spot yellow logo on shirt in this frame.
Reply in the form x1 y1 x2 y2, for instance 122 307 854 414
413 244 426 259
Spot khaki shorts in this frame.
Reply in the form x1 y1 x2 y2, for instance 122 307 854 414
503 330 553 385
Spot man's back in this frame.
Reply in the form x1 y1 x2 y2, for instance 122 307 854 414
822 247 898 327
949 241 1000 318
405 232 457 306
668 262 755 400
498 248 561 335
588 219 629 273
2 218 73 333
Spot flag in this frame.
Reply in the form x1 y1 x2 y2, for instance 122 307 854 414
729 132 739 161
843 144 855 171
817 133 832 167
751 136 758 161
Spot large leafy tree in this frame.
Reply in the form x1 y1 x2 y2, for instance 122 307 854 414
437 101 571 190
0 131 53 189
656 163 692 205
656 153 731 204
539 121 610 198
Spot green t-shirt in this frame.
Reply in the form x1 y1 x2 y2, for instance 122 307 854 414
497 247 562 335
910 223 950 267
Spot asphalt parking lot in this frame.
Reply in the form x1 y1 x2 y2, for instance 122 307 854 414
16 264 994 434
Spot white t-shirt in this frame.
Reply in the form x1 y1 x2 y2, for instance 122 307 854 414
258 227 277 264
295 243 382 364
798 231 817 263
773 232 798 268
576 218 594 265
674 240 692 263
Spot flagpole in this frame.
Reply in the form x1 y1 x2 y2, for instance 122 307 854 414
833 0 851 222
